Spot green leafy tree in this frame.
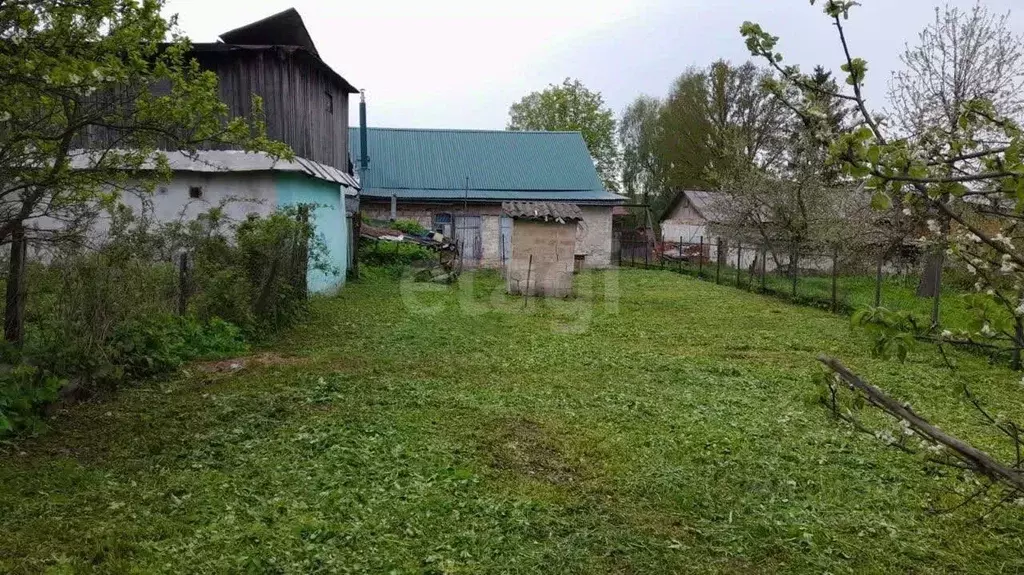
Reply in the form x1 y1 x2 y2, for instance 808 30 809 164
619 94 663 203
618 61 791 219
0 0 289 343
742 0 1024 505
508 78 620 191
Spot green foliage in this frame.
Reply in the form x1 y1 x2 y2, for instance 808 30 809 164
508 78 620 191
618 60 791 216
851 307 919 362
390 219 429 235
2 270 1023 572
192 206 335 337
109 316 246 381
0 362 63 436
0 205 322 433
358 238 435 268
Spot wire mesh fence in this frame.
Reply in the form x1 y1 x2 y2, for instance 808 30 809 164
616 236 1024 369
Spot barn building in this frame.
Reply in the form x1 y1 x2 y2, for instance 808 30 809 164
349 128 625 270
75 8 360 293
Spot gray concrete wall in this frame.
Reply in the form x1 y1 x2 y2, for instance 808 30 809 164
576 206 614 268
362 200 616 270
507 220 575 297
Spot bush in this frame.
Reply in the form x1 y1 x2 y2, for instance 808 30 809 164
0 203 328 436
192 207 334 337
0 364 63 435
109 315 247 381
391 219 429 235
358 238 435 268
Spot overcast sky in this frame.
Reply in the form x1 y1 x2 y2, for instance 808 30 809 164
164 0 1024 131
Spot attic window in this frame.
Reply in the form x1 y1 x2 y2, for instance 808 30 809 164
326 91 333 114
189 186 203 199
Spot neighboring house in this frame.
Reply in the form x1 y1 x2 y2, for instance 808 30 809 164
349 128 625 269
659 189 762 270
660 190 723 245
76 8 360 293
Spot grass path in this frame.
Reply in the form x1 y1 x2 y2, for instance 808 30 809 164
1 269 1023 573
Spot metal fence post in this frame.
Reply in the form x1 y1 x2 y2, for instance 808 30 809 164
679 236 684 272
716 237 722 285
875 251 884 307
791 242 798 299
760 246 767 292
699 236 704 279
178 252 189 316
831 245 839 313
736 242 743 288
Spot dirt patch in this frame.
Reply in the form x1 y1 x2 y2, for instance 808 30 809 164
482 417 578 484
194 352 308 374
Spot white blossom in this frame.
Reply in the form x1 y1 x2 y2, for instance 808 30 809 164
0 111 9 123
994 233 1015 249
902 207 913 216
927 220 941 234
926 443 945 455
981 323 996 338
899 419 915 437
941 330 953 339
1015 302 1024 317
874 430 897 445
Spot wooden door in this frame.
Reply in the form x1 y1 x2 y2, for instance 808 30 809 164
454 215 482 265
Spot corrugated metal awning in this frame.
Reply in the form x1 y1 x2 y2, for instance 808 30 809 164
502 201 583 222
68 150 360 190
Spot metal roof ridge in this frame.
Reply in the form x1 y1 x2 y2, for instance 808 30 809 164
354 127 584 135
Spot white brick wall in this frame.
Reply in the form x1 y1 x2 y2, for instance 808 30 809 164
576 206 614 268
362 201 616 269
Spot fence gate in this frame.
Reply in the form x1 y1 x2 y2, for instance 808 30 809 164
454 215 483 266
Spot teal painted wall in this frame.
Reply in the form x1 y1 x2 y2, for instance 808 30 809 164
275 174 347 293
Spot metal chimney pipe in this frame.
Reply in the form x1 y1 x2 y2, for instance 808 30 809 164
359 90 369 173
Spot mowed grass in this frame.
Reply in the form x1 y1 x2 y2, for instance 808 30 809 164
2 269 1023 574
660 259 993 333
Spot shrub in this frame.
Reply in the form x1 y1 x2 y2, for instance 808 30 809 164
0 203 327 435
0 366 63 435
109 315 247 380
391 219 429 235
358 238 435 268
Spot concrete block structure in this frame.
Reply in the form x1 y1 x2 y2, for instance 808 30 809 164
503 202 581 297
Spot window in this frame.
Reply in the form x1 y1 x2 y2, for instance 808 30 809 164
433 213 454 237
189 186 203 199
326 91 333 114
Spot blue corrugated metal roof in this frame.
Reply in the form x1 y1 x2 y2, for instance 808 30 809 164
349 127 623 203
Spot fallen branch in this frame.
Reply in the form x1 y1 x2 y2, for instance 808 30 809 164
819 355 1024 494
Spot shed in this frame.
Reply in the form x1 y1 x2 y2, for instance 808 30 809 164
503 201 582 297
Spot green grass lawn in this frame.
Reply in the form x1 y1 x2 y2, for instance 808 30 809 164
656 259 994 334
2 269 1023 573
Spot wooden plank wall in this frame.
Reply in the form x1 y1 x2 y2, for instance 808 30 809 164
198 49 350 170
76 48 350 172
